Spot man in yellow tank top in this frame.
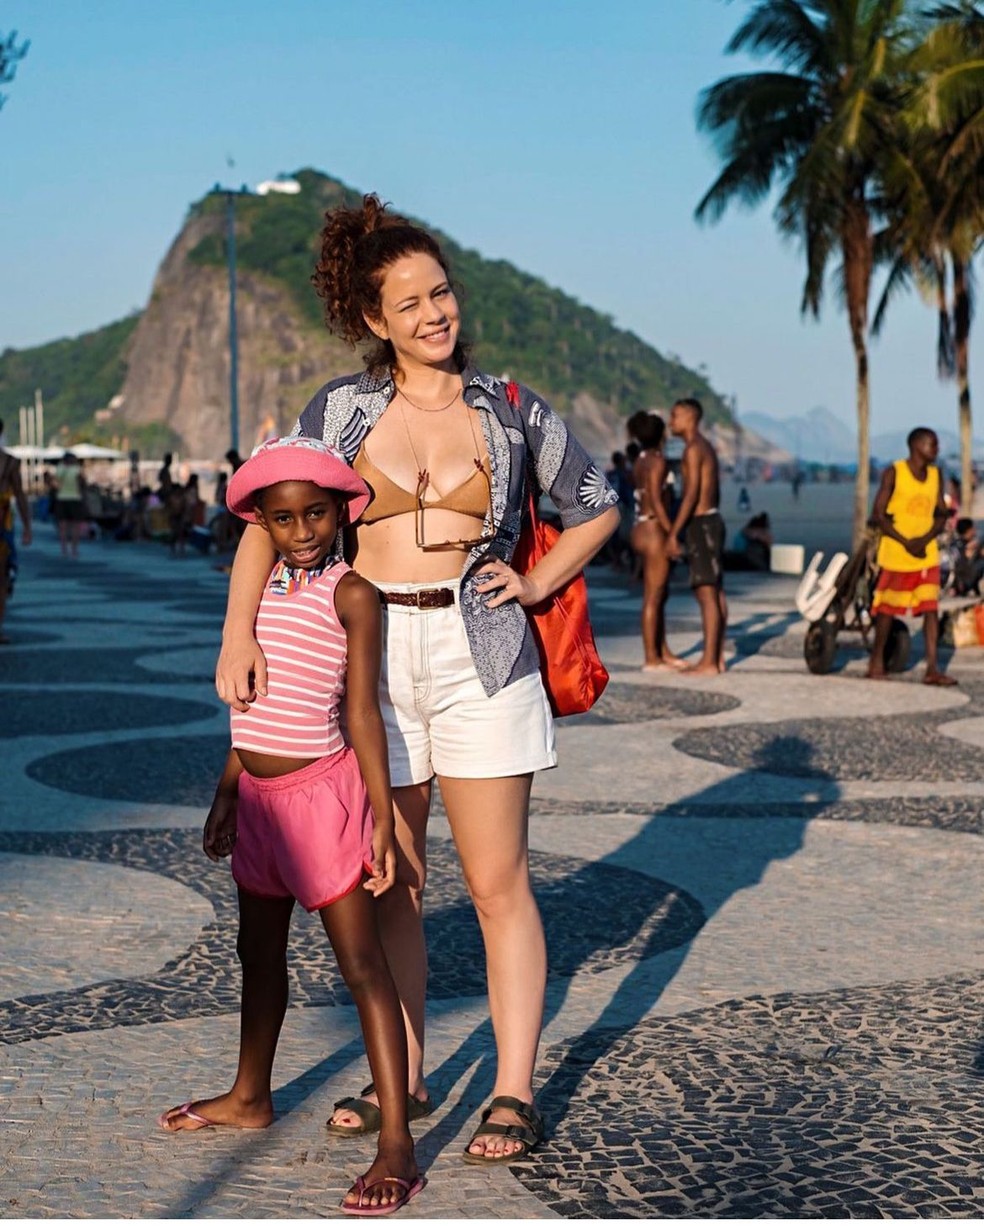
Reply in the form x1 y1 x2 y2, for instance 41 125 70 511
868 427 956 685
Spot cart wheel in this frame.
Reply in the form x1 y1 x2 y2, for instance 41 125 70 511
884 618 910 673
805 620 838 674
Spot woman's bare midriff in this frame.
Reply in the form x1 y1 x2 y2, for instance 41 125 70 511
353 510 483 585
237 750 322 778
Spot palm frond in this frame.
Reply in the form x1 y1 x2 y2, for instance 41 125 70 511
871 255 914 336
728 0 827 72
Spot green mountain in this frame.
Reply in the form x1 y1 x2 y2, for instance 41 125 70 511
189 169 729 419
0 168 730 452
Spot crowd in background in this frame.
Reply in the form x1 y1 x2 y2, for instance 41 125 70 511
31 446 248 560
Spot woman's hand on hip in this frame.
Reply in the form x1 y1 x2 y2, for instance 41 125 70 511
216 632 268 711
475 559 545 609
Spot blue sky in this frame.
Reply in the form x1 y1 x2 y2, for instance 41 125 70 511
0 0 974 438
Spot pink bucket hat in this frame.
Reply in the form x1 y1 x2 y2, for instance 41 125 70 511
226 436 371 524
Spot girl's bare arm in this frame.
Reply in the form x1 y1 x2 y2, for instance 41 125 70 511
335 572 396 894
216 523 277 712
646 455 673 534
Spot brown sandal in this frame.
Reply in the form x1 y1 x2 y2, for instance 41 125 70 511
461 1095 544 1164
327 1082 434 1136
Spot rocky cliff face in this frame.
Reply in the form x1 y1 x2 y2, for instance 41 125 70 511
115 211 354 459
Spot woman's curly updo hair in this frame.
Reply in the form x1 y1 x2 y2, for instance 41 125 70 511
311 193 468 375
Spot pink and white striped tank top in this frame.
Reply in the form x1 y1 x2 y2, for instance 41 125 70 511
231 559 350 759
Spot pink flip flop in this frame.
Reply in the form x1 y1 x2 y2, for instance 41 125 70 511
341 1175 425 1216
158 1102 216 1132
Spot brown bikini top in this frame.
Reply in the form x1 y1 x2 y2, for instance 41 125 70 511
353 440 491 525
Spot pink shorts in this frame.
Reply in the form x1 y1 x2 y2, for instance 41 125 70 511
231 748 375 912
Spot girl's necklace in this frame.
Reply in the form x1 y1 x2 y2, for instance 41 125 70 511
397 385 461 413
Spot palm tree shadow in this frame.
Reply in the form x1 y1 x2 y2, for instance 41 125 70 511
417 734 834 1154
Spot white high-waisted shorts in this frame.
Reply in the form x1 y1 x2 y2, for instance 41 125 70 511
375 579 557 787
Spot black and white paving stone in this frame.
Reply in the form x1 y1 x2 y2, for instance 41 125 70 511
1 535 981 1218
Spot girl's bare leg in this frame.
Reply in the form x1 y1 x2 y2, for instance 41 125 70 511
159 890 294 1130
321 886 417 1211
440 772 545 1160
328 782 431 1127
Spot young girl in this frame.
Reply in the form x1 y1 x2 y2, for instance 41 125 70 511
158 436 424 1217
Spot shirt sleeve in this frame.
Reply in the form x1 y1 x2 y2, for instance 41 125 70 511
517 384 620 529
294 388 326 440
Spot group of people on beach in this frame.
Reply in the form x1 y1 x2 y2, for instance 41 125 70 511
2 191 960 1212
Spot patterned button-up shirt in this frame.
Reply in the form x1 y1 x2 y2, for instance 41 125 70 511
292 364 618 697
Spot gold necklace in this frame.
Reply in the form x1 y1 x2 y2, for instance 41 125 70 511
397 385 460 413
398 398 483 491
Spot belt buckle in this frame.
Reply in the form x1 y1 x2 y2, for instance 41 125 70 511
416 586 450 609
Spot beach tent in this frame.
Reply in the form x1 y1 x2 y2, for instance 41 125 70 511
5 444 64 461
61 443 126 459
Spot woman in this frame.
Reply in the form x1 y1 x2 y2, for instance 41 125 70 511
216 194 619 1163
53 452 85 559
627 411 683 670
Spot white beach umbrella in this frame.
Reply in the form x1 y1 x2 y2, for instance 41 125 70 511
64 443 126 459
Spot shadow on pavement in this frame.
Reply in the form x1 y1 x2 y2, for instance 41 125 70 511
415 736 827 1165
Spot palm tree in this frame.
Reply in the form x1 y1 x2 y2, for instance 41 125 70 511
911 2 984 509
695 0 913 545
873 98 981 511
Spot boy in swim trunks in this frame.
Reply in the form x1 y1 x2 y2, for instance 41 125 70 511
868 427 956 686
667 398 728 674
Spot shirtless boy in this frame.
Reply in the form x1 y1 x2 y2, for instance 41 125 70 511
667 398 728 674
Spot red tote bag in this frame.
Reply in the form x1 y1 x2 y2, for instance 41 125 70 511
505 382 609 717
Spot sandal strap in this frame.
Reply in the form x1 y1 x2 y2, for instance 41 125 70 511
331 1095 382 1129
471 1120 537 1144
357 1176 410 1207
481 1095 544 1139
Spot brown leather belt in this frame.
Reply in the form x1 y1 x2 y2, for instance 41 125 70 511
378 586 456 609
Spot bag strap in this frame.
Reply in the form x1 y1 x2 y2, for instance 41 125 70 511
504 381 540 524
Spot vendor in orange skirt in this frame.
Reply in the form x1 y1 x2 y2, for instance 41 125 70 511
868 427 956 685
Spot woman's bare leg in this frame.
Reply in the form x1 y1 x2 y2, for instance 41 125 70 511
328 781 431 1127
633 523 682 669
439 772 544 1160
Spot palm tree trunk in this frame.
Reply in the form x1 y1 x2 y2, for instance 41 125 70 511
951 253 973 511
934 255 954 380
843 204 873 548
852 337 871 548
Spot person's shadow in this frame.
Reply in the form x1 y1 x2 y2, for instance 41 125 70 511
406 734 828 1163
163 735 827 1213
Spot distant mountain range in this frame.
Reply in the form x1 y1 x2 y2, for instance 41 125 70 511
744 406 984 466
